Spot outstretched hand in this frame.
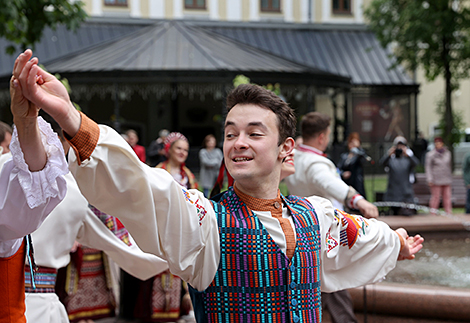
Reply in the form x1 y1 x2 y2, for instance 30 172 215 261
14 49 81 137
396 228 424 260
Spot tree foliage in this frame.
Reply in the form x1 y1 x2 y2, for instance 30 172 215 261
365 0 470 159
0 0 87 54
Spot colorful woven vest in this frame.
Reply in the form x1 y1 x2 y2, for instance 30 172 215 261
191 187 322 323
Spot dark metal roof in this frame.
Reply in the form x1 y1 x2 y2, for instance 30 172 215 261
40 21 349 87
205 26 416 87
0 21 146 78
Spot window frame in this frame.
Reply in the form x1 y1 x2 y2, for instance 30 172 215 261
332 0 352 14
260 0 282 13
184 0 207 10
104 0 128 7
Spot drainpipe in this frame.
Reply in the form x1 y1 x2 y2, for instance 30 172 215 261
308 0 312 22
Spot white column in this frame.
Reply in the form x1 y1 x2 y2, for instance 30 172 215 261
173 0 184 19
92 0 103 16
284 0 293 22
209 0 219 20
226 1 242 21
149 0 165 19
309 0 315 23
249 0 260 21
322 0 331 22
300 0 309 23
130 0 141 17
355 0 364 23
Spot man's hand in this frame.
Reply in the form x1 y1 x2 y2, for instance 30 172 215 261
14 49 81 137
10 75 39 120
10 66 46 171
356 199 379 219
395 228 424 260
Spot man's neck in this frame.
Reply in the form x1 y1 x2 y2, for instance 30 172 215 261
234 180 280 200
302 139 322 151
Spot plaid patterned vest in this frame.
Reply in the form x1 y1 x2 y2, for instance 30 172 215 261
191 187 322 323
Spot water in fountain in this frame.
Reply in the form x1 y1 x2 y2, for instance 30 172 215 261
385 237 470 289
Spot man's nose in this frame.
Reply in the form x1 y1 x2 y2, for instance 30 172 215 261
234 134 248 149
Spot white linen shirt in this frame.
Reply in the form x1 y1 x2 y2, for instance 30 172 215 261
68 125 401 292
0 117 68 257
25 172 169 323
284 146 350 210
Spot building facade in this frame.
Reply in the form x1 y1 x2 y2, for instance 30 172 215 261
0 0 425 169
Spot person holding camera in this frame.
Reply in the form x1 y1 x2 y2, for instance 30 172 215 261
380 136 420 215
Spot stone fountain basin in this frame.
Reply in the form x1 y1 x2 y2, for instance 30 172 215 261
348 214 470 322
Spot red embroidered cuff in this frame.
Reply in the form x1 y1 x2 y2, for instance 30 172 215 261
348 194 363 209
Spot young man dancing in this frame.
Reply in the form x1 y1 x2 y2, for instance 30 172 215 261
14 49 423 323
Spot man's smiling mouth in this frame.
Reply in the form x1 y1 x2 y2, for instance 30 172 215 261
233 157 252 162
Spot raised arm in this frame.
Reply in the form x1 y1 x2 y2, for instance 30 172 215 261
0 56 69 256
14 49 220 291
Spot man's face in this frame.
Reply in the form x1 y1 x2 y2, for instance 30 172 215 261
0 132 11 154
223 104 289 188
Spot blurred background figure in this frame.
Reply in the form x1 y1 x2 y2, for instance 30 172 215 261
0 121 12 154
147 129 169 167
156 132 198 190
464 151 470 214
413 131 428 165
134 132 196 322
125 129 146 163
338 132 369 199
380 136 419 215
426 136 453 214
198 134 223 197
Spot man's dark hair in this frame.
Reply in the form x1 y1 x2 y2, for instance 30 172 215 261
226 84 296 145
0 121 12 144
300 112 331 141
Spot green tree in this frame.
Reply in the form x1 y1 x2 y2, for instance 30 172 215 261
0 0 87 54
365 0 470 160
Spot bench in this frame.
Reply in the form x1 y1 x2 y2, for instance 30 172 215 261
413 173 467 208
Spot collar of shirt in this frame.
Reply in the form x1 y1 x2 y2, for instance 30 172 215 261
297 144 327 157
233 183 283 218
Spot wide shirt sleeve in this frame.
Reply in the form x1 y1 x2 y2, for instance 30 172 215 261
0 117 68 257
66 113 220 291
306 196 401 292
77 207 169 281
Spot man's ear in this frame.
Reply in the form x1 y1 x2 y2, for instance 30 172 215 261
279 137 295 159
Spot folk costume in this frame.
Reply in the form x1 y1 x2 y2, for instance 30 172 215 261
134 137 197 322
0 117 68 323
284 144 370 323
24 173 168 323
63 113 403 323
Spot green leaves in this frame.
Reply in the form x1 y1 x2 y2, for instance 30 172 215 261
365 0 470 85
0 0 87 54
